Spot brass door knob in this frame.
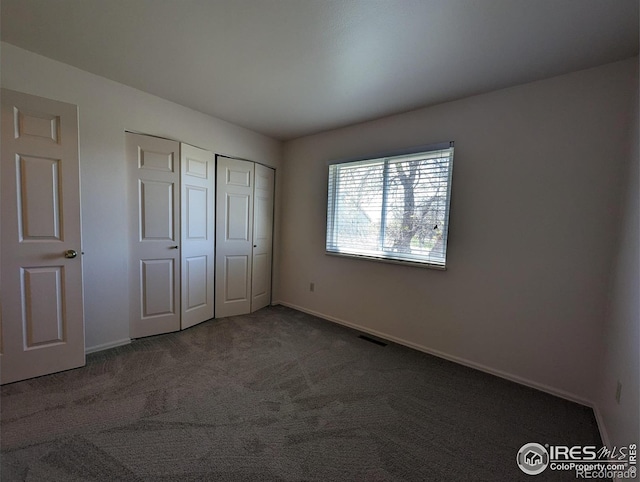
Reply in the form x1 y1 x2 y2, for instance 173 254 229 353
64 249 78 259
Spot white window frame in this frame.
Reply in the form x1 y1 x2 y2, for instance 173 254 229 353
326 142 454 270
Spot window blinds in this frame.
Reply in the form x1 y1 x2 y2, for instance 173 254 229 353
326 145 454 268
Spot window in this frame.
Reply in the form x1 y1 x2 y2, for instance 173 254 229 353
326 143 454 269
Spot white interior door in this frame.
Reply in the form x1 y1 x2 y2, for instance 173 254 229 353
180 143 214 329
1 89 85 384
215 157 254 318
251 164 274 312
127 133 181 338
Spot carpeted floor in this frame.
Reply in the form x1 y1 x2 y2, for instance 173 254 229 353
1 305 604 481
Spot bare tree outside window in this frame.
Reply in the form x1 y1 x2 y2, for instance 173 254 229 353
384 156 450 258
327 146 453 268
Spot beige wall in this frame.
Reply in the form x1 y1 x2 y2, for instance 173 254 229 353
596 74 639 447
1 42 282 351
278 58 638 405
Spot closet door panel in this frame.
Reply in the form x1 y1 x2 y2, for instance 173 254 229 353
128 133 181 338
251 164 275 312
215 157 254 318
181 144 215 329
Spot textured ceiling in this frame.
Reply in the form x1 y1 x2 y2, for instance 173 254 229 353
2 0 638 140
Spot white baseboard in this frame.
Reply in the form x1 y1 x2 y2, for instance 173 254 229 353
276 300 595 409
85 338 131 354
592 403 611 447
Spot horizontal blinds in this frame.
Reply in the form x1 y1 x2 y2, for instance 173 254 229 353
327 147 454 268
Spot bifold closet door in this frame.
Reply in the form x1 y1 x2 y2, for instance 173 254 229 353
215 157 254 318
251 163 275 312
180 143 215 329
127 133 181 338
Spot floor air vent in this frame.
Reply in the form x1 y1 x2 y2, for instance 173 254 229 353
358 335 388 347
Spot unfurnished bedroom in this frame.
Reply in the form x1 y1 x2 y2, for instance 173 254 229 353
0 1 638 480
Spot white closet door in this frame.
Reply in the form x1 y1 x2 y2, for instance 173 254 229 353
127 133 181 338
215 157 254 318
1 89 85 384
251 164 274 312
180 143 215 329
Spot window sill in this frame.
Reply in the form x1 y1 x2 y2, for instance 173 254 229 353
325 251 447 271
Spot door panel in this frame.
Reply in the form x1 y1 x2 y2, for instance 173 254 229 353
215 157 253 318
251 164 275 312
1 89 85 385
128 133 181 338
226 194 251 240
22 267 64 346
225 255 249 301
15 109 60 142
18 155 62 239
185 256 207 309
226 167 251 187
141 259 175 317
140 181 175 239
185 187 207 238
252 253 268 298
180 143 214 329
140 149 174 171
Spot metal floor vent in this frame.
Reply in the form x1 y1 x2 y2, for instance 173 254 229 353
358 334 388 347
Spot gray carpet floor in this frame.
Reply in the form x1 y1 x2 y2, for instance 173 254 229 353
1 305 604 481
